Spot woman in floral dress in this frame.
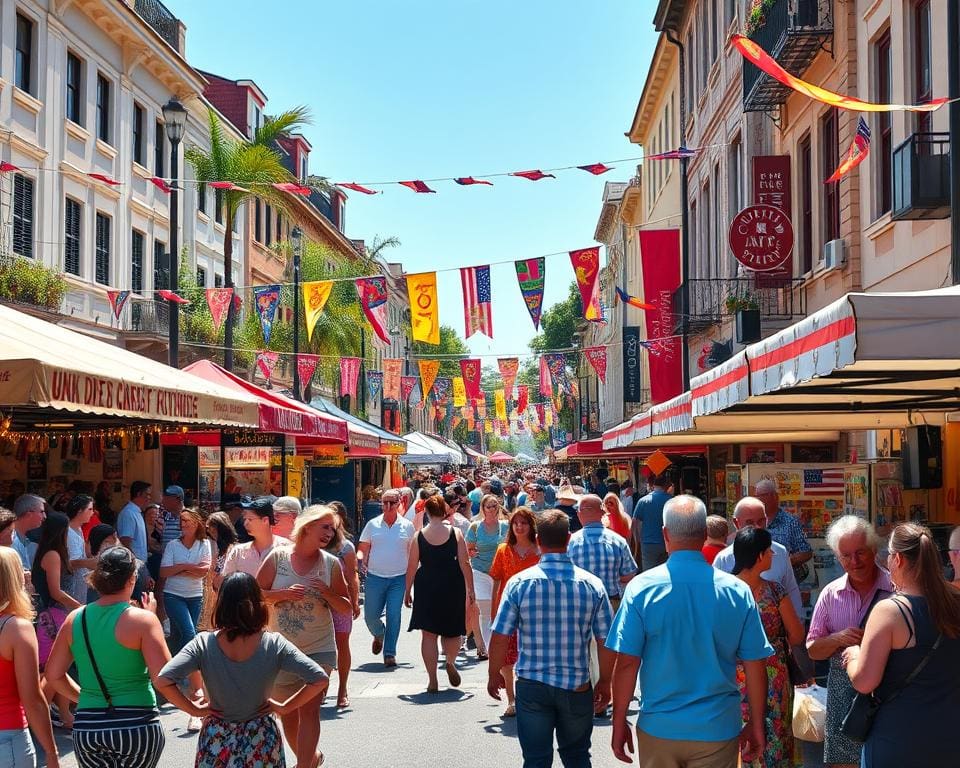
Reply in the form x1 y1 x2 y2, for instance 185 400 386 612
732 526 806 767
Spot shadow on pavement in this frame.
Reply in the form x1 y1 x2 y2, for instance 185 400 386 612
398 690 475 705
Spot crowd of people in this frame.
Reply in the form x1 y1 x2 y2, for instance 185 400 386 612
1 465 959 768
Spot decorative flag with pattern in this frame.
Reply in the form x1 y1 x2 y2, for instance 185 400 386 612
615 286 655 310
149 177 172 193
432 376 452 403
577 163 613 175
460 265 493 338
460 359 482 401
454 177 493 186
355 277 390 344
252 285 281 344
510 169 555 181
409 380 423 406
399 180 436 193
383 359 403 400
826 116 871 184
297 354 320 400
302 281 333 343
406 272 440 345
732 34 948 113
569 247 602 321
495 389 507 422
498 358 519 399
644 146 699 161
366 370 384 401
340 357 361 398
272 182 312 196
401 376 417 403
106 290 130 320
803 468 845 496
584 346 608 384
515 257 546 330
452 377 467 407
418 360 441 401
545 354 570 394
157 289 190 304
539 355 552 397
516 385 529 414
255 351 279 381
205 287 234 333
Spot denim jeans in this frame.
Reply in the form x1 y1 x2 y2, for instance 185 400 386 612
163 593 202 653
516 678 594 768
0 728 36 768
363 573 405 658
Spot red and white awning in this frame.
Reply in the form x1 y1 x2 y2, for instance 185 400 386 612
691 351 749 417
650 392 692 436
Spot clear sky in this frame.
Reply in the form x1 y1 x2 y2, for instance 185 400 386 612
164 0 659 359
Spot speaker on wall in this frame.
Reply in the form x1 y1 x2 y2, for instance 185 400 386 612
902 425 942 489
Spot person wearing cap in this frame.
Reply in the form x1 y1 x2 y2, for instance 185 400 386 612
272 496 301 540
221 497 290 580
160 485 186 550
553 486 583 534
222 494 253 544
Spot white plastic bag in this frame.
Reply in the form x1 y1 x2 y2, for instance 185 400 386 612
792 684 828 742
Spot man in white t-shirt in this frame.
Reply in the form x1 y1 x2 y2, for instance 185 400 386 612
358 488 414 667
116 481 152 561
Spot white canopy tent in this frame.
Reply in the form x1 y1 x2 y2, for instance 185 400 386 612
401 431 466 465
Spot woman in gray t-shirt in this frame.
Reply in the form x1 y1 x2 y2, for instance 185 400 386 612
157 573 328 768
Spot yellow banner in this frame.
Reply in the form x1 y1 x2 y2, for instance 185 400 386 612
302 281 333 342
418 360 440 401
545 407 554 427
452 376 466 407
495 389 507 421
484 420 493 434
406 272 440 345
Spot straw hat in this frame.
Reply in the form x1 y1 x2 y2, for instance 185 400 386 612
555 485 582 505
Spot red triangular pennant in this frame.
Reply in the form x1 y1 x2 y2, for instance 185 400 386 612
510 170 555 181
149 177 172 193
255 351 280 381
89 172 121 186
583 346 608 384
398 180 436 193
157 289 190 304
336 182 379 195
209 181 249 192
0 162 22 173
272 182 312 196
297 354 320 400
577 163 613 175
454 177 493 186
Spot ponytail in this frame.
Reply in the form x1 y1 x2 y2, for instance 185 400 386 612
890 523 960 639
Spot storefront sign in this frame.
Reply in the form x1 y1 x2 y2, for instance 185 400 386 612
380 440 407 456
222 432 284 448
622 326 642 403
225 447 274 469
313 445 346 466
728 204 794 272
198 447 221 468
752 155 793 286
348 430 380 454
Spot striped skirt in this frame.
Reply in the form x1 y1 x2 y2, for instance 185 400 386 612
72 707 164 768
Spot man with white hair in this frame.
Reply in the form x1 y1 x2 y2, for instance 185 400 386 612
608 495 772 766
11 493 44 570
271 495 302 539
754 478 812 581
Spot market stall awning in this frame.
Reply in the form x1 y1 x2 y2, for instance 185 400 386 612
307 397 408 457
488 450 515 463
0 304 260 428
183 361 346 442
463 446 487 461
401 431 465 464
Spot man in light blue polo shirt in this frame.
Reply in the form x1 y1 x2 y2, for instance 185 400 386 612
607 494 772 768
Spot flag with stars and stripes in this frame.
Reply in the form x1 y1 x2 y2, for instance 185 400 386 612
826 116 871 184
460 265 493 338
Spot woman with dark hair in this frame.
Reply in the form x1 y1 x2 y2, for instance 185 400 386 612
199 511 239 632
489 506 539 717
64 495 97 605
405 495 474 692
157 573 328 768
732 526 805 768
325 501 360 709
44 547 179 768
844 522 960 767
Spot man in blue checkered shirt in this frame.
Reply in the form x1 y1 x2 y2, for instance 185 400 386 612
488 509 614 768
755 478 812 582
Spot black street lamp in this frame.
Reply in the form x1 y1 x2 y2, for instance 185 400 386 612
291 226 303 400
161 97 187 369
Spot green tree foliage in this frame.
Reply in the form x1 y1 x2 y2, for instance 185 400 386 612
412 325 469 378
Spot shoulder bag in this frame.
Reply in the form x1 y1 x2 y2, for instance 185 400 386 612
81 607 115 713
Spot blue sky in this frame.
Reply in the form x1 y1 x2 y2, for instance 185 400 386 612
165 0 658 359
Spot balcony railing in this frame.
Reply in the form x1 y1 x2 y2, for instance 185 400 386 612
671 277 806 335
743 0 833 112
133 0 181 53
129 299 169 334
892 132 951 221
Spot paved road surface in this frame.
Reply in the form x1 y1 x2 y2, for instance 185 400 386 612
49 603 822 767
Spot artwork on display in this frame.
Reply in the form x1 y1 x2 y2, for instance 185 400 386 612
844 467 869 518
102 449 123 481
743 444 783 464
27 453 47 481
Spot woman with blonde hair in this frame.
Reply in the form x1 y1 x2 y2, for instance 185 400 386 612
465 494 509 660
160 507 211 654
257 505 351 768
0 547 59 767
844 522 960 767
325 501 360 709
601 493 632 540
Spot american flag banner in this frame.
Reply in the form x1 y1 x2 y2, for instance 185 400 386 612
460 265 493 338
826 116 871 184
803 468 845 496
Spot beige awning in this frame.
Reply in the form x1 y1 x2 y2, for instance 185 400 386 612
0 304 260 428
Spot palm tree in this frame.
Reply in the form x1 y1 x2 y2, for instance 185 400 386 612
185 107 312 370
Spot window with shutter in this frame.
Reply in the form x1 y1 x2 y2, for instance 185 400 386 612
198 183 206 214
153 241 168 295
64 198 81 275
13 175 34 258
214 274 223 288
96 74 111 143
131 230 144 293
255 198 262 241
95 213 111 285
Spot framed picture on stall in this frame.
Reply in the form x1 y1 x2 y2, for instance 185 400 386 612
743 444 783 464
103 449 123 481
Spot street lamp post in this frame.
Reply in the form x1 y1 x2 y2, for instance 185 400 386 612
161 97 187 369
291 227 303 400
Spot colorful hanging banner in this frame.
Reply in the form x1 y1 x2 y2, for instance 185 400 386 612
106 290 130 320
826 116 871 184
640 229 683 403
546 354 570 394
515 257 546 330
516 385 529 415
418 360 441 401
476 399 487 418
615 286 655 310
400 376 417 403
302 280 333 343
452 376 467 407
460 265 493 338
433 377 452 403
297 354 320 400
406 272 440 345
484 420 493 434
355 276 390 344
494 389 507 422
409 380 423 406
497 358 519 399
539 355 552 398
205 287 234 333
383 359 403 400
459 359 482 401
366 370 384 401
340 357 361 398
157 289 190 304
255 351 279 381
584 346 608 384
252 285 281 344
545 404 554 427
535 403 545 428
569 246 602 321
732 34 948 113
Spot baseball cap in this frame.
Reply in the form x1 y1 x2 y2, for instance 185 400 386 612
242 495 277 512
222 494 251 510
163 485 184 499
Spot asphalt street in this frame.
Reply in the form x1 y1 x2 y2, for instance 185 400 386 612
48 604 823 767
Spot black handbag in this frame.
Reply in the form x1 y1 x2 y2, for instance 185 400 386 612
841 631 942 743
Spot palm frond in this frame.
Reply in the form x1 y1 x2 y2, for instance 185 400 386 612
254 106 312 147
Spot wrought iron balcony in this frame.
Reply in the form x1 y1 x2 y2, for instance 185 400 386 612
743 0 833 113
892 133 951 221
128 299 169 334
671 277 806 335
133 0 181 53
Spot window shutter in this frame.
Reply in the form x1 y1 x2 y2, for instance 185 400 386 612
12 175 34 258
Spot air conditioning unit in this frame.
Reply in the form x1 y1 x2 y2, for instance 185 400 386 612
823 239 846 270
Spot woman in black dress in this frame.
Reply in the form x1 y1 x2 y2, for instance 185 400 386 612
404 495 475 692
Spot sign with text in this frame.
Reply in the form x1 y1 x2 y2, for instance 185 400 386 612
638 229 683 403
752 155 792 286
622 326 643 403
728 205 794 273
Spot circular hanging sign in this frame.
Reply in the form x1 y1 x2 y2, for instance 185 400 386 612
728 204 794 272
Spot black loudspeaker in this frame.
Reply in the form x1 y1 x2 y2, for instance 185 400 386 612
902 425 942 489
